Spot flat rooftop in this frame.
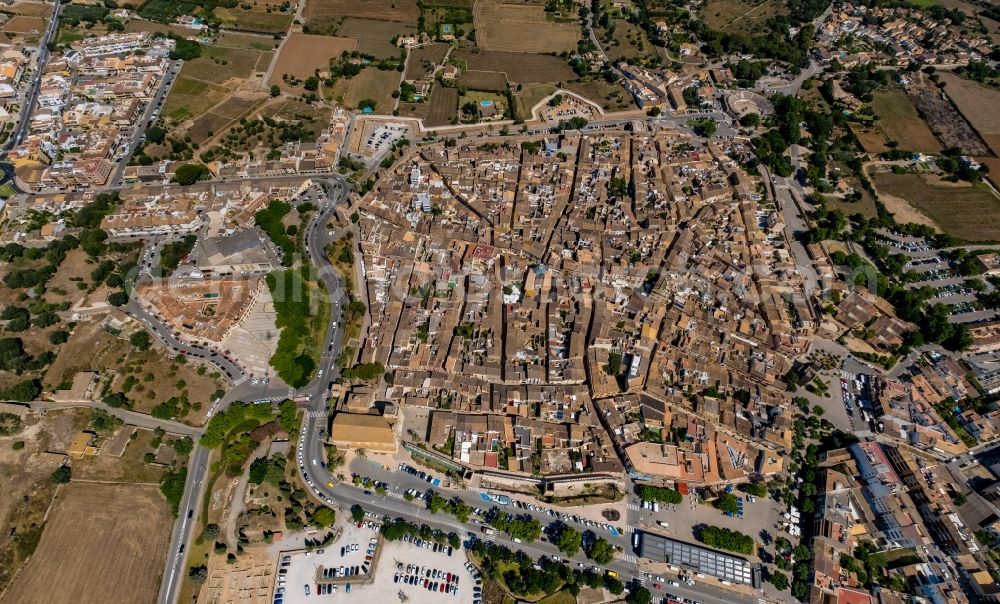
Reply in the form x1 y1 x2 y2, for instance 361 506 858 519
637 531 757 587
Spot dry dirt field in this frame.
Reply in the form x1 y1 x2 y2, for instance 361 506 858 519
405 43 450 80
182 45 269 87
474 0 579 53
0 408 84 591
304 0 420 22
1 482 171 604
215 31 280 51
0 16 45 33
453 49 574 83
270 33 358 88
43 319 223 425
939 72 1000 156
872 172 1000 241
870 89 942 153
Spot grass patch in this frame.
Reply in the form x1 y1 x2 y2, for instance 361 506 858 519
537 590 577 604
0 182 15 198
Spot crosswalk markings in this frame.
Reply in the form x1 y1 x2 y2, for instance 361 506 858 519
627 503 641 512
620 555 637 564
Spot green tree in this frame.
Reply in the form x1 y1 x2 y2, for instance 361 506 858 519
585 536 615 564
351 504 365 522
3 379 41 402
715 492 739 514
553 525 581 556
107 291 129 306
626 586 652 604
428 492 447 514
771 571 789 591
270 84 281 97
313 506 336 527
171 163 211 186
51 464 72 484
129 330 152 351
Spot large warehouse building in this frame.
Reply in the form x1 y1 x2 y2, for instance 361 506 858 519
637 530 761 588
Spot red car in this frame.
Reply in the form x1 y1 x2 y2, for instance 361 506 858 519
440 583 446 593
653 583 662 590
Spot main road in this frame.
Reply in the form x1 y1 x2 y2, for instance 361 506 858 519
294 415 762 604
155 174 350 604
1 1 61 156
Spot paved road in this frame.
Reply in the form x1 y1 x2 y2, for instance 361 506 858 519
157 445 210 604
293 417 762 604
110 59 182 186
0 1 60 156
28 400 201 436
156 174 350 604
124 299 247 384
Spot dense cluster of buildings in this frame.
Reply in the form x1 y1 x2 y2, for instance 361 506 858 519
9 32 175 191
818 3 993 67
336 128 809 489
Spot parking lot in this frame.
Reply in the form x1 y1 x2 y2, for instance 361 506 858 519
276 528 478 604
275 518 383 604
636 495 779 557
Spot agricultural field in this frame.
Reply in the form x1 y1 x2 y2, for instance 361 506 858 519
872 172 1000 242
214 6 293 34
123 18 196 37
215 31 281 51
405 43 450 80
939 71 1000 156
452 49 575 83
303 0 420 23
563 79 633 111
0 16 45 33
425 86 459 126
701 0 785 33
908 72 990 156
337 17 415 58
852 123 890 154
4 1 54 17
457 70 509 92
1 482 171 604
870 89 942 153
270 33 358 88
474 0 579 53
331 68 401 113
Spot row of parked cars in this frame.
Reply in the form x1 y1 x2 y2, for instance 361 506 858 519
400 533 454 556
507 500 621 535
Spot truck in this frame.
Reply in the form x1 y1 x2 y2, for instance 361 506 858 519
606 570 619 579
481 526 497 536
